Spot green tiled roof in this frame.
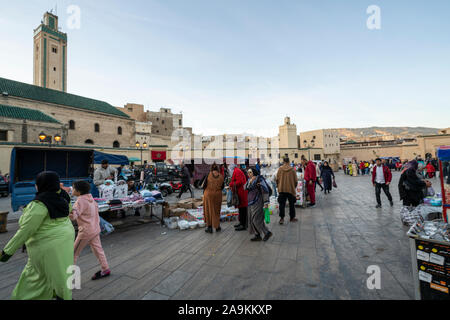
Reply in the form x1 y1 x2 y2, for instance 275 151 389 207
0 77 129 118
0 104 60 124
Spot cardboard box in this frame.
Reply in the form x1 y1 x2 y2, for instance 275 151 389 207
169 208 187 217
192 200 203 209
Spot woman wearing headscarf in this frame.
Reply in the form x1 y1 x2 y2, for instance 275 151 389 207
0 171 75 300
352 161 358 177
398 160 431 207
245 168 273 241
203 164 225 233
320 161 335 194
229 163 248 231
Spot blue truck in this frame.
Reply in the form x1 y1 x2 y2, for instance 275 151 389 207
9 146 97 212
10 147 131 211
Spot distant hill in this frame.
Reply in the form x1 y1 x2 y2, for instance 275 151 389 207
337 127 440 139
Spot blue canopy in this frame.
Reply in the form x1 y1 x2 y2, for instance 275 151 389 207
437 146 450 161
94 151 129 165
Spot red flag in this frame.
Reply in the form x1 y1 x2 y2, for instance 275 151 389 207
151 151 166 161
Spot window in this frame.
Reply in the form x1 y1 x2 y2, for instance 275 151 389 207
0 130 7 141
113 141 120 148
295 153 298 158
52 47 57 54
69 120 75 130
156 118 159 121
94 123 100 132
179 119 182 126
162 120 165 125
314 154 321 160
85 139 94 145
53 67 56 71
313 136 316 139
118 127 122 135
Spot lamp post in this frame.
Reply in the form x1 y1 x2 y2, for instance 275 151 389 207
136 141 148 165
38 132 62 146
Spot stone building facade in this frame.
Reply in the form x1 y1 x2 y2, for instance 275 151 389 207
0 104 66 144
0 77 135 149
116 104 183 137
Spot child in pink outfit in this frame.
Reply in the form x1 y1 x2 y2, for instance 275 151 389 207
70 180 110 280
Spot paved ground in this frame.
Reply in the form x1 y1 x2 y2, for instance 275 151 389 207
0 171 440 300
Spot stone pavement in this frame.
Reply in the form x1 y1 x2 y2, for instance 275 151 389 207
0 171 436 300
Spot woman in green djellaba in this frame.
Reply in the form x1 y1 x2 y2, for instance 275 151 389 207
0 171 75 300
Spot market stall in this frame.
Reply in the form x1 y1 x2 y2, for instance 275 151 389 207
93 180 166 226
407 146 450 300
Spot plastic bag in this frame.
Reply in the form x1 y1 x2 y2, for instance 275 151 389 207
264 207 271 224
99 216 114 236
226 189 233 207
178 220 190 230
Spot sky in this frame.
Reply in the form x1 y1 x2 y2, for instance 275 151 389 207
1 0 449 137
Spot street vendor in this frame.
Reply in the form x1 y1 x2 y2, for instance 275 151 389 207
94 160 117 187
399 160 432 207
0 171 75 300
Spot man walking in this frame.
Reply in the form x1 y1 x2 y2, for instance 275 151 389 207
302 156 317 207
372 158 393 208
178 162 194 199
276 157 298 224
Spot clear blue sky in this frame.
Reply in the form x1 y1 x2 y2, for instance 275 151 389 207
1 0 449 136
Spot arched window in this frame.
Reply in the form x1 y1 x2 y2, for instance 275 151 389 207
94 123 100 132
85 139 94 145
69 120 75 130
113 141 120 148
118 127 122 135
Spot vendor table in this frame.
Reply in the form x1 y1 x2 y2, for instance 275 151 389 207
102 201 165 226
407 146 450 300
408 234 450 300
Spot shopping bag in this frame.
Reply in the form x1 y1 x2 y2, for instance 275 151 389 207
226 189 233 207
264 207 271 224
332 179 337 188
231 186 240 207
99 216 115 236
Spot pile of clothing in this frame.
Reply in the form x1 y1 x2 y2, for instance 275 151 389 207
400 204 443 226
408 220 450 242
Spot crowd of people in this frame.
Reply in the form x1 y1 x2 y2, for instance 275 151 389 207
1 152 445 300
343 158 440 178
342 156 441 209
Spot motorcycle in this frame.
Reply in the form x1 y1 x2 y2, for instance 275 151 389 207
169 181 183 192
158 182 173 197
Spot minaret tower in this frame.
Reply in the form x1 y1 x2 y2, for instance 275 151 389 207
33 11 67 92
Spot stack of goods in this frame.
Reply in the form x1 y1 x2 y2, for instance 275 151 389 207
98 180 116 200
94 199 111 213
295 180 305 206
179 211 197 222
408 220 450 242
400 205 443 226
108 199 123 211
114 180 128 199
220 205 239 221
186 208 204 221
